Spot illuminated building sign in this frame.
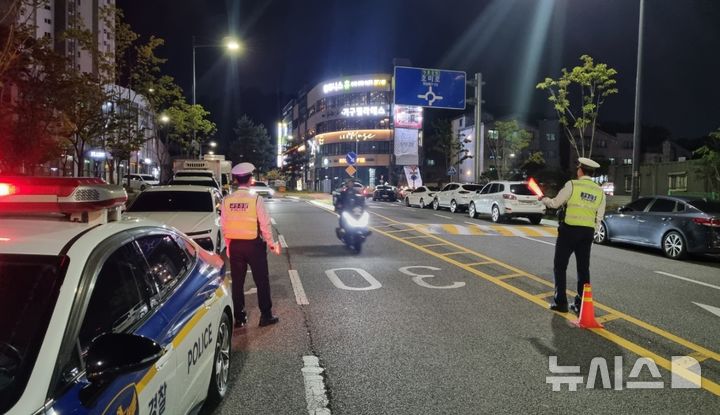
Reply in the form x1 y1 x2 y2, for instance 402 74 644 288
341 106 387 117
323 78 388 94
315 129 392 145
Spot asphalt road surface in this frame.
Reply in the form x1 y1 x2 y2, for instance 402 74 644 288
208 196 720 415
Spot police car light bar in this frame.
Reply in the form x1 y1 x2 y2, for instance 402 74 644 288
0 177 127 221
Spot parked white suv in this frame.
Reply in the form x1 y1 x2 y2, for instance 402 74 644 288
432 182 484 213
468 181 546 224
122 174 159 191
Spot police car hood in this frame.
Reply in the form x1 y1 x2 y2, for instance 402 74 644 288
125 211 217 233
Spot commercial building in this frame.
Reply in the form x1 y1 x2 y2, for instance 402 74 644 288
279 74 394 191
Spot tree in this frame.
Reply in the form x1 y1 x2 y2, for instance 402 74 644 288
537 55 618 160
488 120 533 180
694 129 720 192
230 115 275 173
0 34 69 173
427 118 460 176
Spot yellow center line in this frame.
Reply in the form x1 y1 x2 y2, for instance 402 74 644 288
367 210 720 397
421 243 448 248
496 273 525 280
443 251 469 256
595 314 623 324
464 261 494 266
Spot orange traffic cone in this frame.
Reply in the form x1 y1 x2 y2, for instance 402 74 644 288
574 283 603 329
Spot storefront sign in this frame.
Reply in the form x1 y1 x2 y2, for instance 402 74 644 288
394 128 419 166
341 106 387 117
323 78 388 94
316 129 392 145
394 105 423 129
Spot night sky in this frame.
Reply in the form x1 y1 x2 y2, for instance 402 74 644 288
118 0 720 151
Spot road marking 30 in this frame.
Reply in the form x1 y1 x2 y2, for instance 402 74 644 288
271 218 277 225
367 210 720 397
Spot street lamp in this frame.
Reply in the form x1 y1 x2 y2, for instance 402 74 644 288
192 35 242 158
159 114 170 124
209 141 217 148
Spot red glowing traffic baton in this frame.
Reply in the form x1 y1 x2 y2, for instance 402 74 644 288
528 177 544 197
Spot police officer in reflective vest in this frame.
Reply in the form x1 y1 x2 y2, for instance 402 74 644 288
540 157 606 314
221 162 281 328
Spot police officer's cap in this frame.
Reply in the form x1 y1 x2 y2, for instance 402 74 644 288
231 162 255 177
577 157 600 169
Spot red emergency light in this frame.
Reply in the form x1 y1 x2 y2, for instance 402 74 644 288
0 176 127 215
527 177 544 197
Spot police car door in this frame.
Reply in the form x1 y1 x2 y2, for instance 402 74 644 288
137 234 223 412
49 241 177 415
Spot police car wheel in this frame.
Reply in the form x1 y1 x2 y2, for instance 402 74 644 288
419 198 425 208
469 202 477 219
450 200 458 213
432 199 439 210
206 312 231 406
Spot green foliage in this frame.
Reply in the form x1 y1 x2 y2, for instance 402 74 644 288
230 115 275 173
164 102 217 154
265 169 284 181
694 129 720 191
489 120 532 180
427 118 460 172
537 55 618 160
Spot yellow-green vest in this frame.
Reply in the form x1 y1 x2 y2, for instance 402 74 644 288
222 190 259 240
564 179 604 228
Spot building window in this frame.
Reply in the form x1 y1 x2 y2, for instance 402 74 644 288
623 141 633 149
668 173 687 192
43 18 51 24
624 175 632 192
426 159 435 166
488 130 498 140
608 157 615 165
622 158 632 165
545 133 556 141
546 150 555 158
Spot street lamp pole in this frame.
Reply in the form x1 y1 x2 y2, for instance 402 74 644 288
192 36 198 158
630 0 645 201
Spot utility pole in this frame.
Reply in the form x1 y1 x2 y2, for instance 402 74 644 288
467 73 484 183
631 0 645 200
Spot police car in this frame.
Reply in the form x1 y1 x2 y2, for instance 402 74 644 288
0 177 234 415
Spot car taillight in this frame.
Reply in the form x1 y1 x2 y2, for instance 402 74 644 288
0 183 16 196
503 193 517 200
692 217 720 227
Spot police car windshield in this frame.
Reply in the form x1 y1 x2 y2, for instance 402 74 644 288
0 254 67 413
128 191 214 212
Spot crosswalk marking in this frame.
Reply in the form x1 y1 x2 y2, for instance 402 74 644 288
405 223 557 238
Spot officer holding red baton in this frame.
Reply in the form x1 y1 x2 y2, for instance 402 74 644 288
221 162 281 328
539 157 606 314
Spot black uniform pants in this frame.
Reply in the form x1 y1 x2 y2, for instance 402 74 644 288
553 223 595 308
229 238 272 318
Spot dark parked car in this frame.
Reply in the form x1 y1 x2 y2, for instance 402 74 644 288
594 196 720 259
373 185 397 202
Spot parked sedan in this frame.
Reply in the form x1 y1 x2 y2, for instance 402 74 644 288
249 181 275 198
373 185 397 201
123 173 159 191
594 196 720 259
126 186 225 253
168 175 222 192
405 186 437 208
432 183 484 213
468 181 546 224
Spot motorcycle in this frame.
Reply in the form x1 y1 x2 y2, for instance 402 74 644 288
336 206 371 253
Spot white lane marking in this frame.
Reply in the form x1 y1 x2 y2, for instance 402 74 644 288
279 235 288 248
271 218 277 225
244 287 257 295
287 196 301 200
302 355 331 415
434 214 453 219
693 302 720 318
519 235 556 246
654 271 720 291
289 270 309 305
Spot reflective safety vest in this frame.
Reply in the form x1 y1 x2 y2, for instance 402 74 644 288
222 190 259 240
564 179 604 228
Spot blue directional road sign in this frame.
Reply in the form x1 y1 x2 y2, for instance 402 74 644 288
394 66 466 110
346 151 358 165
